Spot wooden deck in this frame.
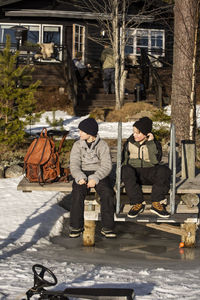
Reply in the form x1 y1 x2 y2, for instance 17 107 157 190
17 175 200 247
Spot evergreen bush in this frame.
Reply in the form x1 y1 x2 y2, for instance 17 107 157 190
0 35 41 148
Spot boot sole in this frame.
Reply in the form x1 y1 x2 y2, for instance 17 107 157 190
69 233 82 238
150 209 170 218
101 231 116 238
127 208 144 218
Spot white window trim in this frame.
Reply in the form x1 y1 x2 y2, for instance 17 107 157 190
0 22 63 61
72 24 85 62
126 28 165 57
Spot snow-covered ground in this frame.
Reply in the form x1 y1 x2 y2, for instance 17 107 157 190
0 106 200 300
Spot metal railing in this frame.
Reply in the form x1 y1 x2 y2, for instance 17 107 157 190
169 123 176 215
115 122 122 214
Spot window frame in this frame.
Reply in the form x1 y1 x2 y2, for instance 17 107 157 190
0 22 63 61
72 24 85 62
125 28 165 57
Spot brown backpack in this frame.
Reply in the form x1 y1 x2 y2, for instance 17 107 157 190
24 128 68 184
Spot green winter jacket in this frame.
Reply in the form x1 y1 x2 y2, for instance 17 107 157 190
122 134 162 168
101 47 115 69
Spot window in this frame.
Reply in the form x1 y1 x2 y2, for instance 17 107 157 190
0 23 63 61
42 25 61 44
0 24 18 45
73 24 85 61
125 28 165 57
25 25 40 44
150 30 164 56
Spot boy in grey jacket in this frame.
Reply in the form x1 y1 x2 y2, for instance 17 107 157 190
69 117 116 238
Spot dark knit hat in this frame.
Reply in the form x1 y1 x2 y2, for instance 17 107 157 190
78 118 98 136
133 117 152 135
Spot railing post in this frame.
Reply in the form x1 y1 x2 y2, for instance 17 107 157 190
181 140 195 179
116 122 122 214
158 85 162 108
169 123 176 215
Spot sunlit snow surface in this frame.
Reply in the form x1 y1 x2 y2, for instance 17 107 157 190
1 106 200 299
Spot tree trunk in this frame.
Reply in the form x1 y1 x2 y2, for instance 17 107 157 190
119 0 126 106
113 0 121 110
171 0 199 145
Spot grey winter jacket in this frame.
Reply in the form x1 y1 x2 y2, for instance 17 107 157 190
70 135 112 184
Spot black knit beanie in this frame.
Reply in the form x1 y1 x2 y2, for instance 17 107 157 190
133 117 152 135
78 118 98 136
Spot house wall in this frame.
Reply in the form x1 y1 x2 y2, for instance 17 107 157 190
87 22 103 67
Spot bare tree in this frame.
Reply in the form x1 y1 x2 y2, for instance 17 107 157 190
171 0 199 145
58 0 172 109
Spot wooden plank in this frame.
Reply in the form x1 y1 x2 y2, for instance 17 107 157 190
144 223 186 236
17 176 200 194
115 213 199 223
17 177 73 192
84 211 198 223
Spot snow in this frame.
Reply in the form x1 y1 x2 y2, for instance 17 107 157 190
0 106 200 299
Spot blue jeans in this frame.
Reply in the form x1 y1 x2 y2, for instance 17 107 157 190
103 68 115 94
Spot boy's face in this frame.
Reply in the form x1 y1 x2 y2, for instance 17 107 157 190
133 126 147 142
79 130 93 141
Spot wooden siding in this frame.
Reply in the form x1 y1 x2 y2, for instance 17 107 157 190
31 64 66 87
87 23 103 67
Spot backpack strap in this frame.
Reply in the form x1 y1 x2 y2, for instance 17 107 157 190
40 128 48 138
58 133 68 154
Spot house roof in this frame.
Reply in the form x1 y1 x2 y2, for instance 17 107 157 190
0 0 22 6
4 8 154 22
1 0 164 23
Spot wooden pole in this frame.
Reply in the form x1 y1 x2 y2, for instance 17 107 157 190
83 220 96 247
181 223 197 247
181 140 195 179
83 202 96 247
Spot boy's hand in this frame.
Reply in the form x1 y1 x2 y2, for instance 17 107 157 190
78 179 87 185
147 133 154 141
87 179 96 188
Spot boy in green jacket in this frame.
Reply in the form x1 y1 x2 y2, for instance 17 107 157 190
69 117 116 238
122 117 171 218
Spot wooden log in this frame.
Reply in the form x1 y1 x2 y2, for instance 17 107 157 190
181 193 199 208
181 223 197 247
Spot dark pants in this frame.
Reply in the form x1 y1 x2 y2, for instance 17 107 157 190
121 164 171 204
70 171 115 230
75 68 90 80
103 68 115 94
